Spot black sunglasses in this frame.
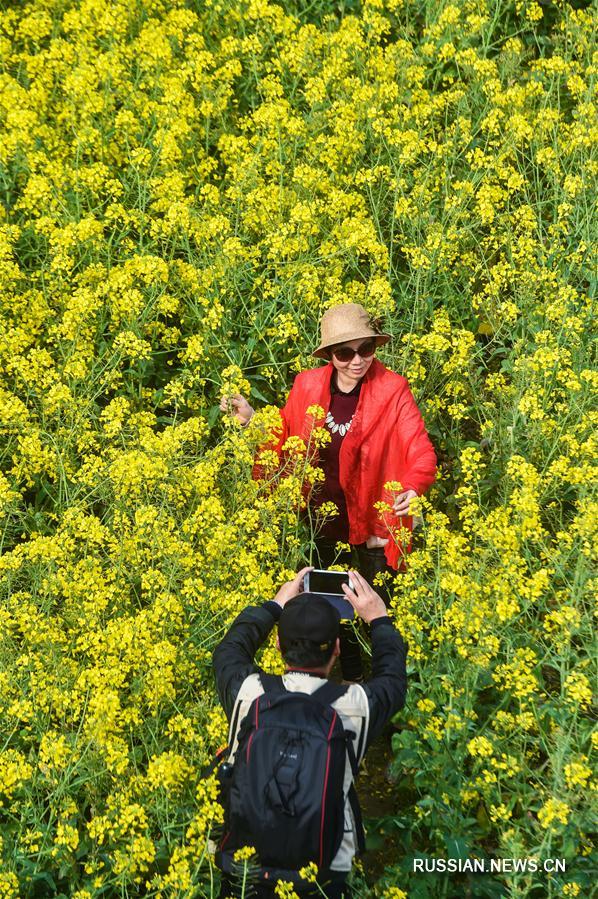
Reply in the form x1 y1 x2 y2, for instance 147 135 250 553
331 339 377 362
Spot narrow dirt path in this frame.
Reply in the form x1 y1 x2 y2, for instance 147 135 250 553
357 730 404 885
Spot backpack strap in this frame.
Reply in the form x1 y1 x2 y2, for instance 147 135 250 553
348 783 366 854
310 681 349 708
344 730 359 778
200 743 229 779
259 673 286 694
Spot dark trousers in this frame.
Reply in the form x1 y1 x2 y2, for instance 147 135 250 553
218 873 351 897
312 539 395 681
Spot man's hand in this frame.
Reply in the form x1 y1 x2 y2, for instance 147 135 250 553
219 393 255 426
393 489 418 516
342 570 388 623
273 566 313 608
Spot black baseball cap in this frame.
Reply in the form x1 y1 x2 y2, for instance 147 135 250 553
278 593 341 657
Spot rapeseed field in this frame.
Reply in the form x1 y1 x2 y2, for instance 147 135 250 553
0 0 595 896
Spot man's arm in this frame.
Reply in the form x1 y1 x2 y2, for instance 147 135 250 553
212 567 312 720
362 616 407 749
342 570 408 750
212 602 281 720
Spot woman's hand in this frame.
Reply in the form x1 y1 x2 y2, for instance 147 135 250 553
366 491 419 547
219 393 255 426
366 535 388 549
393 489 418 516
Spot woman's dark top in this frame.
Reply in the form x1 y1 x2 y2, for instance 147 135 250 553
314 373 362 542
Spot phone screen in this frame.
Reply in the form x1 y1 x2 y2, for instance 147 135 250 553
308 570 350 595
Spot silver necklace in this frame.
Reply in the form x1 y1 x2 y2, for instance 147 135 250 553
325 410 353 437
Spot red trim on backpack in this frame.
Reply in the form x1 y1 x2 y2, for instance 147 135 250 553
318 710 337 866
326 709 337 740
319 744 332 866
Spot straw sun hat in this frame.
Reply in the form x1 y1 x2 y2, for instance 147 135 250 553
312 303 391 359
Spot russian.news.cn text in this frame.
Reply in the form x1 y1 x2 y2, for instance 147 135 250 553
413 858 566 874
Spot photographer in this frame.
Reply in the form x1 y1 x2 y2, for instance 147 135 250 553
212 567 407 898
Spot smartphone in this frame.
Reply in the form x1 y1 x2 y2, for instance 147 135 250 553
304 569 353 594
303 569 355 620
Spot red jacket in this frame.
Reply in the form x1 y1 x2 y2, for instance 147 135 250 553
266 359 437 570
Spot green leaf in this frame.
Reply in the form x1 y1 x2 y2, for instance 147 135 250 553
444 835 470 860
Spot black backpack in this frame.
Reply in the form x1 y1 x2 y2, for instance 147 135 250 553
216 673 365 883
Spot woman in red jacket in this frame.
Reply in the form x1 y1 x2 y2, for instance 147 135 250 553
221 304 436 680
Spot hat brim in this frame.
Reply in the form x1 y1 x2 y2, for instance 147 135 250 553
312 332 391 359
